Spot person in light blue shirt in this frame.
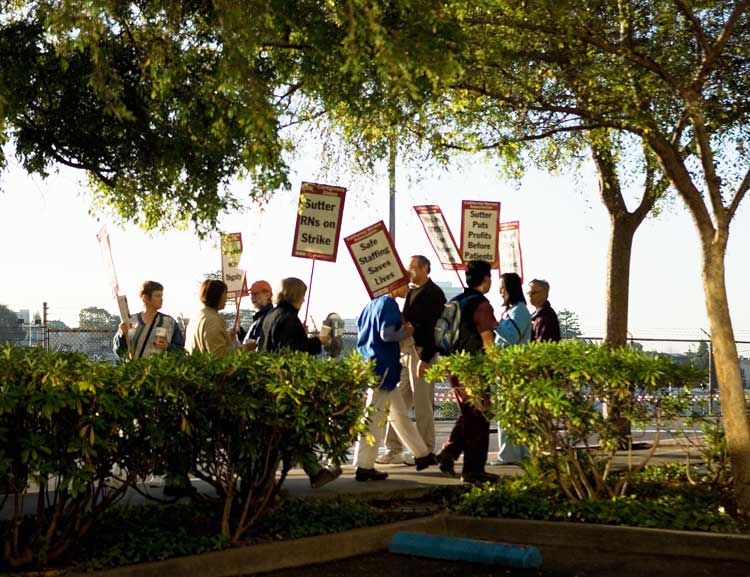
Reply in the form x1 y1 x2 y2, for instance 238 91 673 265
494 272 531 465
495 272 532 347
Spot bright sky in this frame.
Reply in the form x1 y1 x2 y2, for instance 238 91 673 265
1 142 749 355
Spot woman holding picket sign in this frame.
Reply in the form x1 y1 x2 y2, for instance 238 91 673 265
113 280 184 360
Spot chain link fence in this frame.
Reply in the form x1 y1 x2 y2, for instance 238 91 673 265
4 325 748 418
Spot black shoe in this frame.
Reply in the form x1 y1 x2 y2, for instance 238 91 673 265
415 452 437 471
437 451 457 478
310 467 342 489
162 484 198 498
461 471 500 485
355 467 389 482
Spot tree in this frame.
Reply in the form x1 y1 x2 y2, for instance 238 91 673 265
313 0 750 511
0 305 24 344
687 341 711 372
1 2 462 235
78 307 119 330
557 309 582 340
384 0 750 513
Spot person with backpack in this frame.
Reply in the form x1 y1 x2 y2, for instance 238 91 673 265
492 272 532 465
436 260 499 485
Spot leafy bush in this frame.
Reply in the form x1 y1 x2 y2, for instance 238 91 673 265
430 341 699 500
435 399 460 419
0 345 372 570
74 503 225 570
0 346 147 569
250 499 386 541
72 498 385 570
450 471 743 534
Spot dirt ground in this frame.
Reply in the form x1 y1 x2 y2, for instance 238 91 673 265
254 549 750 577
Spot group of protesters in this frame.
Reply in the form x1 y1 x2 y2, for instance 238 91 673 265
112 256 561 491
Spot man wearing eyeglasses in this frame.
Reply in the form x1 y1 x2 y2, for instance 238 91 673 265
527 279 561 342
242 279 274 350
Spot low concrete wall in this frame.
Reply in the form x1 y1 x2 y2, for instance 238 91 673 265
444 516 750 562
71 514 750 577
74 515 447 577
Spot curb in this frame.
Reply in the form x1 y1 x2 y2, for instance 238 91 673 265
444 516 750 563
70 515 448 577
69 513 750 577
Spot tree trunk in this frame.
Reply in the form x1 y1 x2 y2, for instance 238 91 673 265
590 138 658 349
702 238 750 514
605 214 635 348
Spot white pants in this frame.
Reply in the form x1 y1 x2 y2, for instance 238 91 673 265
385 348 436 453
354 385 430 469
496 423 529 464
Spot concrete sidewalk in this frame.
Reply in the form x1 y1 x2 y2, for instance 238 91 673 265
1 423 703 518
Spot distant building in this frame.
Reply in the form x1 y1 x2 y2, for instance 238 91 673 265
17 309 30 324
434 281 462 302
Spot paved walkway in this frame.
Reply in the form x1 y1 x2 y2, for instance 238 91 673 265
1 422 703 518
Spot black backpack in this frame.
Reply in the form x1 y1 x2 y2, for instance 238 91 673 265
434 293 482 355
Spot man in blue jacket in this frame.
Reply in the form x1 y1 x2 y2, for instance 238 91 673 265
353 283 437 481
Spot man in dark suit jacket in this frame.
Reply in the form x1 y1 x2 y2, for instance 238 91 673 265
528 279 561 342
378 255 446 463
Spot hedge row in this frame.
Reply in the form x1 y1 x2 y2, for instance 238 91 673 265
0 345 373 569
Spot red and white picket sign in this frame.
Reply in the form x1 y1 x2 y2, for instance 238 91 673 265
498 221 524 281
460 200 501 269
345 221 409 299
292 182 347 262
414 205 464 271
96 225 119 298
221 232 249 300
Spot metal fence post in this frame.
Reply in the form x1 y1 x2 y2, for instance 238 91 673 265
42 302 49 351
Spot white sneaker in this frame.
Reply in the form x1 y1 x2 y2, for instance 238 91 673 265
403 453 416 466
375 451 405 464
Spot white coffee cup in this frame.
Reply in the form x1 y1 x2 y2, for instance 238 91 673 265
154 327 167 341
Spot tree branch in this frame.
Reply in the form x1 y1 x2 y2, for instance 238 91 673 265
673 0 711 56
632 147 667 225
276 82 303 104
646 132 714 238
689 107 725 225
435 123 611 152
728 166 750 222
260 42 309 50
452 82 585 117
692 0 750 90
464 11 678 88
589 135 628 217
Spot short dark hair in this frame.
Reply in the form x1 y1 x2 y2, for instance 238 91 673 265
410 254 431 274
465 260 491 288
501 272 526 305
200 279 228 309
140 280 164 298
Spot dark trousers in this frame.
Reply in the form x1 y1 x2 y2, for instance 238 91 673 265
442 376 489 474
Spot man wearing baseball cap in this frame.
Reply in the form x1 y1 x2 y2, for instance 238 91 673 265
242 279 273 350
